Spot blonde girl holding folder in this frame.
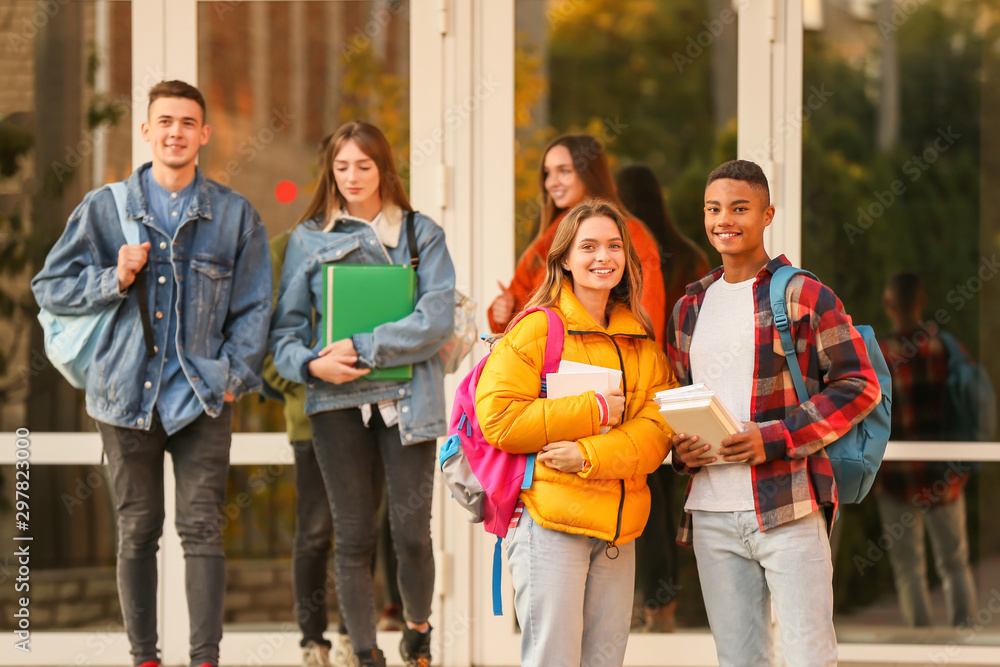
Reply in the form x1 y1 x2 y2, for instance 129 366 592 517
475 199 676 667
269 120 456 667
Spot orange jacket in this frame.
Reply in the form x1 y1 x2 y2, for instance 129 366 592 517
489 215 666 344
476 285 675 543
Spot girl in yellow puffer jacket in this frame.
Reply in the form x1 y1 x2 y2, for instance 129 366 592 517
475 199 676 667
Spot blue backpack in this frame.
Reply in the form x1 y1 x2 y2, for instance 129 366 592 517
37 182 154 389
939 331 997 442
770 266 892 504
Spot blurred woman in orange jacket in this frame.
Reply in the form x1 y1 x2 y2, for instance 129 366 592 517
488 135 666 343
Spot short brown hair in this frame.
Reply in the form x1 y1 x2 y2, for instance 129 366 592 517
147 80 207 121
706 159 770 204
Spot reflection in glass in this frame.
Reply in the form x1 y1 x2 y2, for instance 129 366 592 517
514 0 738 633
197 1 411 634
0 1 131 634
0 464 120 631
801 0 1000 645
1 1 132 433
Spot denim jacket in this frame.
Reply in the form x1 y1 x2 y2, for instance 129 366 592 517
31 163 272 430
269 206 455 444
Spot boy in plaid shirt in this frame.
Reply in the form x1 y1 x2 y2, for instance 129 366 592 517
666 160 881 666
874 270 976 627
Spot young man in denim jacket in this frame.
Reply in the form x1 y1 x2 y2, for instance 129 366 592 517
32 80 271 667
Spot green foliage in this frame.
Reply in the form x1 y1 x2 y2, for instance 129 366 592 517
0 120 33 178
515 0 729 255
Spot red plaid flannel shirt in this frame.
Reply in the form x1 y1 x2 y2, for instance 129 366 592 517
876 329 969 506
666 256 882 545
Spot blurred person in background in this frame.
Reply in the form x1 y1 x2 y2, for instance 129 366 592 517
615 163 710 632
488 134 666 343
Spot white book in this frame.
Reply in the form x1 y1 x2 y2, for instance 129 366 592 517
546 361 620 434
556 360 623 388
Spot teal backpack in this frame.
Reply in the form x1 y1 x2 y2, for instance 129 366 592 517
938 331 997 442
770 266 892 504
37 182 154 389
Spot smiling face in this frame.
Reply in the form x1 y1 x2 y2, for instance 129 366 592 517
704 178 774 266
333 138 382 215
544 145 588 210
561 215 626 300
141 96 210 175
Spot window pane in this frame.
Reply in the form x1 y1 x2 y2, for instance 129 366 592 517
834 463 1000 644
1 1 132 433
197 1 411 631
0 0 131 631
0 464 120 631
803 0 1000 644
514 0 739 633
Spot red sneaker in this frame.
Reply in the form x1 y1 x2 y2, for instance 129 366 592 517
138 662 160 667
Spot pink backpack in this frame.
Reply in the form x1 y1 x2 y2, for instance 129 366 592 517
438 307 564 614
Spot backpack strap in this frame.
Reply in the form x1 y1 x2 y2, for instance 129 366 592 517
938 330 965 368
492 536 504 615
108 182 155 358
507 306 566 491
769 265 817 405
405 210 419 269
509 306 566 392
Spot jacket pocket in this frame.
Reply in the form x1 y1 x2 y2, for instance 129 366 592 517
191 257 234 352
315 237 362 265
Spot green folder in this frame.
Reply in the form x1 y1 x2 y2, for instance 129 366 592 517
322 263 416 381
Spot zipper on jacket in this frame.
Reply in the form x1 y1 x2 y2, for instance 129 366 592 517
565 330 645 401
567 329 643 556
606 478 626 559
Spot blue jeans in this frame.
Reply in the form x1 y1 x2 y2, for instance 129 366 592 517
691 509 836 667
875 492 976 627
98 405 232 667
503 511 635 667
310 408 435 654
291 439 335 647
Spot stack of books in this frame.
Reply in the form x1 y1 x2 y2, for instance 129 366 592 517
655 384 746 464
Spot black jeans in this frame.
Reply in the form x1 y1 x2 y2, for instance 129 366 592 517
635 464 680 609
97 405 231 667
310 408 435 653
291 438 335 647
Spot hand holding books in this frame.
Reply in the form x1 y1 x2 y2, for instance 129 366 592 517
656 384 763 466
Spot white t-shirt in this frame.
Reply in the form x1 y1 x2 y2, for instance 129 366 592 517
685 275 757 512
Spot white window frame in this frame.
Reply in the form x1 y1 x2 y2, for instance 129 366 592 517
4 0 999 665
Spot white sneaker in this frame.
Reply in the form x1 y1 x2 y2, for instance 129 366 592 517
331 633 360 667
302 640 332 667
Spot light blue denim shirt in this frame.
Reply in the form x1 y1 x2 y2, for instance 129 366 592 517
269 208 455 444
141 168 203 435
32 163 272 431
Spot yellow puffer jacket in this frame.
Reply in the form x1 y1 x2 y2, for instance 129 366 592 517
475 285 676 544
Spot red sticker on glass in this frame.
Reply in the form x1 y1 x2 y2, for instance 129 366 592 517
275 180 298 204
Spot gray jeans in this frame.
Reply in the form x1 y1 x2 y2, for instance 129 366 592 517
310 408 435 653
97 405 232 667
291 438 335 646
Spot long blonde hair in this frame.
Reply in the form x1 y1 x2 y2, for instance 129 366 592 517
520 199 654 338
298 120 412 224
